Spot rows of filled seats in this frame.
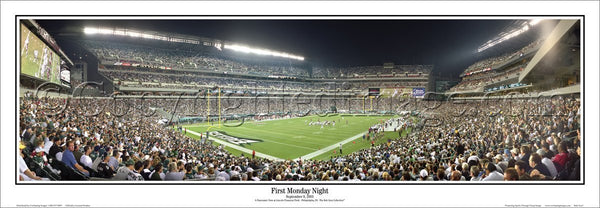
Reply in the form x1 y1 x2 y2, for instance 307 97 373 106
19 93 580 181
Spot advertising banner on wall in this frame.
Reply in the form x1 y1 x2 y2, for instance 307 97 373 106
412 87 426 98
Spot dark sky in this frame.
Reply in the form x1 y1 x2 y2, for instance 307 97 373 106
36 19 545 78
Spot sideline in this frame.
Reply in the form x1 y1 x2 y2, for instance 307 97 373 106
186 129 284 161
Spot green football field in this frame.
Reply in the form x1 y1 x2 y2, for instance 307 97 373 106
182 114 412 160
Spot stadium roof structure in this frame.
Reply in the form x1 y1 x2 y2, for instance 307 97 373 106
519 19 580 84
477 20 540 52
474 19 558 60
83 26 224 48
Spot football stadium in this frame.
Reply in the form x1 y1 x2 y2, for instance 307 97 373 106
17 18 581 182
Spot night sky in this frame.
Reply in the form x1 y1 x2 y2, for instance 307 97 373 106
36 19 548 79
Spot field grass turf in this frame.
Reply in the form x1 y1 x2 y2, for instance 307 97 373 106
311 127 412 161
183 115 395 160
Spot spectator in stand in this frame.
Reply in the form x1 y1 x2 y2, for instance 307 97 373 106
73 142 83 164
529 153 551 177
184 163 195 179
482 162 503 181
450 171 462 181
537 149 558 178
552 141 570 172
515 160 531 180
435 168 446 181
503 168 519 181
141 160 153 180
127 161 144 181
568 146 581 180
80 145 93 169
18 142 47 181
108 150 121 172
150 163 165 181
418 169 432 181
195 166 209 180
61 140 90 176
49 136 63 159
115 159 135 180
518 146 532 172
541 142 555 159
96 152 114 178
470 166 481 181
165 162 185 181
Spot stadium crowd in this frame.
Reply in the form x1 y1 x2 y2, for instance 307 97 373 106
102 70 322 91
460 39 542 77
84 40 309 78
448 66 524 92
83 40 435 81
312 65 432 78
18 92 580 181
449 39 546 93
100 69 426 93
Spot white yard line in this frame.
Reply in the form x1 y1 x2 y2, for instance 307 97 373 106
186 129 284 161
296 131 367 161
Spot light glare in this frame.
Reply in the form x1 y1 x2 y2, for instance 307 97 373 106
84 27 98 34
224 44 304 61
478 19 541 53
529 19 543 26
98 28 113 34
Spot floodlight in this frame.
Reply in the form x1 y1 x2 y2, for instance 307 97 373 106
224 44 304 61
127 31 141 38
82 26 304 61
142 33 154 39
529 19 543 26
98 28 113 34
84 27 98 34
477 19 542 53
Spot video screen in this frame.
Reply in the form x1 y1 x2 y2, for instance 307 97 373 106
20 23 61 84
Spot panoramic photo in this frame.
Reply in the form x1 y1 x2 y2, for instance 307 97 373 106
17 17 581 183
